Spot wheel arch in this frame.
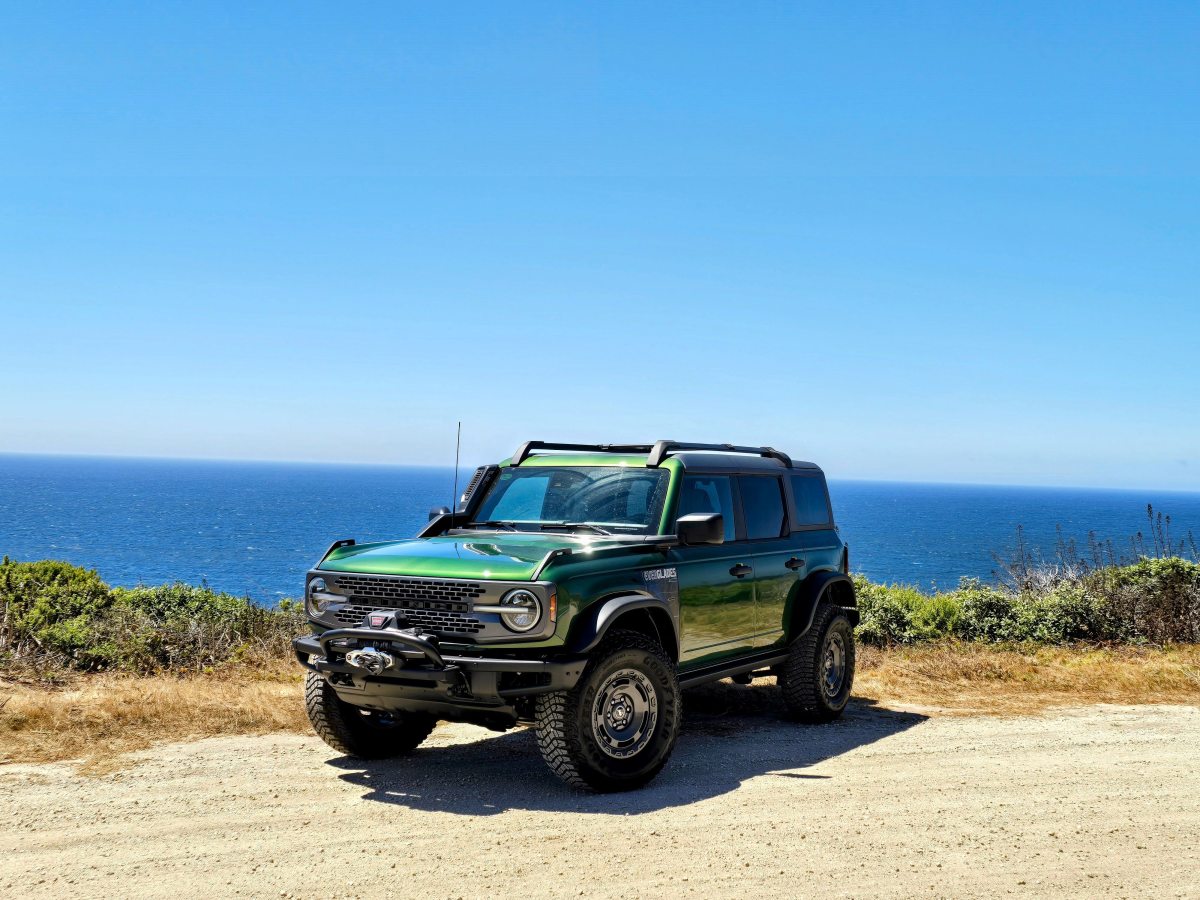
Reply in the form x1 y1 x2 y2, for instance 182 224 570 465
566 592 679 661
785 571 859 641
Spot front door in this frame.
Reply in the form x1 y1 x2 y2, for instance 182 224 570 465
670 474 758 666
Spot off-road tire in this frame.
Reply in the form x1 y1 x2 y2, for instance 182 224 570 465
779 603 855 722
534 630 682 792
304 672 436 758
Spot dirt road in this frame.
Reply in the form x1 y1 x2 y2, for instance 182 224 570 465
3 685 1198 899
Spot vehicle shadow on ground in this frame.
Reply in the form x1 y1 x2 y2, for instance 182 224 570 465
327 683 927 816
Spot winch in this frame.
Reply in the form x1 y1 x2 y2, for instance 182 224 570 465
343 646 395 675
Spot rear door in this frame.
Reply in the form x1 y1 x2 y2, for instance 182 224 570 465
670 474 758 666
734 474 798 649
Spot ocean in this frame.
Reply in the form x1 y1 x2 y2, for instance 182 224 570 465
2 454 1198 602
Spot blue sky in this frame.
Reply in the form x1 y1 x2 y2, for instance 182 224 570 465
1 2 1197 489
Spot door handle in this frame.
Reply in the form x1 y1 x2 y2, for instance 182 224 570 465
784 557 805 571
729 563 753 578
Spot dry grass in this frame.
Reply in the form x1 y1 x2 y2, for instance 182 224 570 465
2 644 1199 771
856 641 1200 714
0 662 306 772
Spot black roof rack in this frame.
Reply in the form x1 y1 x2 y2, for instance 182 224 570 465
647 441 792 468
509 440 792 468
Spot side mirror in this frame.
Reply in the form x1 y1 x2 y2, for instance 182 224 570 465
428 506 451 522
677 512 724 545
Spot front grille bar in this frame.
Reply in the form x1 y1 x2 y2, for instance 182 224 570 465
326 574 489 635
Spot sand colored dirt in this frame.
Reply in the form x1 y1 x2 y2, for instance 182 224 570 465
2 686 1197 899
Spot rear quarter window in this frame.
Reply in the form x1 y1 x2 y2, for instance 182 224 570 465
790 473 833 527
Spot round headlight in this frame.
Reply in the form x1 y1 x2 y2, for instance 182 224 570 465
307 577 330 615
499 589 541 633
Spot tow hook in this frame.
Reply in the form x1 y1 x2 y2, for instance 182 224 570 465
344 646 395 675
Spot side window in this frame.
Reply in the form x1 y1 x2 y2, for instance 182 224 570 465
790 473 833 527
677 475 737 542
738 476 786 540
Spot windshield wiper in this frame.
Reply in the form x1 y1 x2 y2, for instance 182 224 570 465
467 520 519 532
540 522 613 536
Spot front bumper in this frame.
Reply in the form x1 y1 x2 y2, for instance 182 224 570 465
294 627 587 726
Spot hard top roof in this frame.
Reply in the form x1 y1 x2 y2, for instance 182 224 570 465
506 441 821 473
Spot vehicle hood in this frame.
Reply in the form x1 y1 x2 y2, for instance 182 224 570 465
317 532 625 581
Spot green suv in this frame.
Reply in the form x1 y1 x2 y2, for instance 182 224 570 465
294 441 858 792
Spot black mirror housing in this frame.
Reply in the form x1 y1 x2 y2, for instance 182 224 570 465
676 512 724 545
429 505 452 522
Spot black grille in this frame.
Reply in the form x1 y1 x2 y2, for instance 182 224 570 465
327 575 487 635
331 604 484 634
330 574 484 608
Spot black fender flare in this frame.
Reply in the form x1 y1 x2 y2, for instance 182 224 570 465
786 571 860 640
567 592 679 658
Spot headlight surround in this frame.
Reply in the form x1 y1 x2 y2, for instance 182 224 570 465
498 588 542 633
306 577 336 616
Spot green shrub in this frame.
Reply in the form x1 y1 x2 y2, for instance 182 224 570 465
854 575 962 645
855 576 913 645
953 578 1018 641
105 583 307 672
0 560 304 676
0 558 114 662
912 591 962 638
1085 557 1200 644
3 553 1198 677
1012 584 1104 643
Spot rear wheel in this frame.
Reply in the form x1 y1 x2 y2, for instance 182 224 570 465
304 672 436 758
534 630 682 792
779 604 855 722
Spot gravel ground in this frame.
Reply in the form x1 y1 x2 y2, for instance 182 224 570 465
2 687 1198 899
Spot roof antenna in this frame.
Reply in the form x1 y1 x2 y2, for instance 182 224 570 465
451 421 462 516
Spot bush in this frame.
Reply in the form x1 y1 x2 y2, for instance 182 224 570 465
0 559 304 677
854 561 1200 647
954 578 1019 642
97 584 307 672
0 558 114 665
855 576 962 645
1012 584 1104 644
3 553 1198 677
1085 557 1200 644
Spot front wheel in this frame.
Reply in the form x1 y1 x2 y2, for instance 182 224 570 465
534 630 682 792
779 605 856 722
304 672 436 758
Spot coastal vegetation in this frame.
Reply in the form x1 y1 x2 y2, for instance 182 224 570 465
856 510 1200 646
3 547 1198 679
855 557 1200 647
0 558 304 678
1 549 1198 768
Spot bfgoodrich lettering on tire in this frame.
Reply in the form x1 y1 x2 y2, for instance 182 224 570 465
779 604 856 722
534 629 682 792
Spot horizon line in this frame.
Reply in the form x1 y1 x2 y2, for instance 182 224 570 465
2 449 1198 497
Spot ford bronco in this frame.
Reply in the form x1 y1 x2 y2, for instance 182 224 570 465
294 440 858 792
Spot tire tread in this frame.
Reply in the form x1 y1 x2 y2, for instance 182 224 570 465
534 630 680 792
304 672 435 758
780 604 855 723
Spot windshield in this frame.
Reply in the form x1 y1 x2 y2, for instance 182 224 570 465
469 466 671 534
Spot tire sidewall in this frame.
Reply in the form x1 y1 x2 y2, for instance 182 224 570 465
816 615 855 712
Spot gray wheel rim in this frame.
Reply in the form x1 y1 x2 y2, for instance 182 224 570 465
591 668 658 759
822 632 847 699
